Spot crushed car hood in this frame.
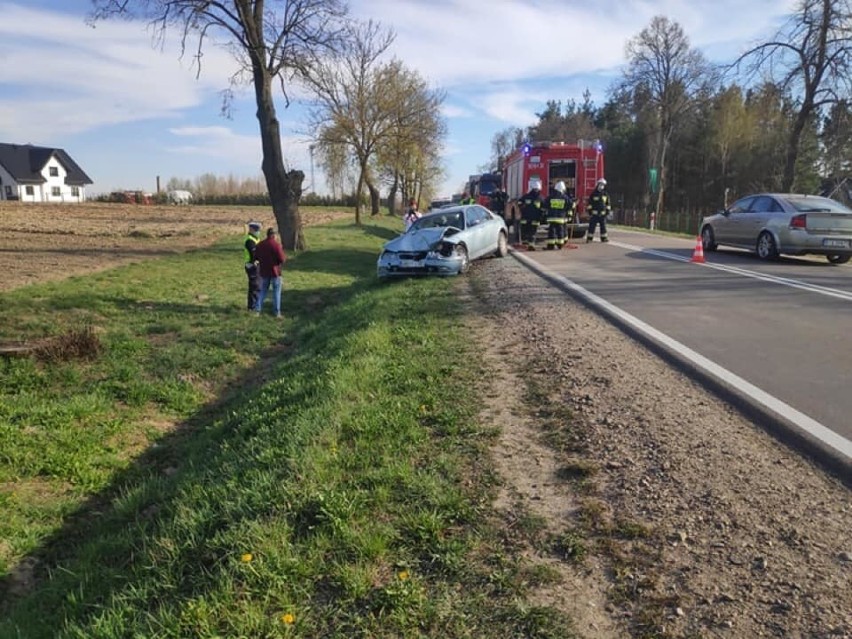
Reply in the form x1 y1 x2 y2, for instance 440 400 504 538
383 228 456 252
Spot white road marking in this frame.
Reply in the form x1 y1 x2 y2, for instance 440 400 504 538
511 250 852 465
609 240 852 302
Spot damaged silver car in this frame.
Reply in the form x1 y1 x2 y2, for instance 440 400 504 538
377 205 509 278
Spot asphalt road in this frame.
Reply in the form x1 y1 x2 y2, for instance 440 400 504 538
516 228 852 475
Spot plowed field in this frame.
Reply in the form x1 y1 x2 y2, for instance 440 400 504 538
0 202 348 291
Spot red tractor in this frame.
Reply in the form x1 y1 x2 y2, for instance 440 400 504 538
502 139 605 238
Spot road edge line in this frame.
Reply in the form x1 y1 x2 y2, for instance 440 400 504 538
510 249 852 486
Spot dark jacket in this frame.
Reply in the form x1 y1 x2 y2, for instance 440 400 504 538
254 236 287 278
588 188 611 215
519 189 544 221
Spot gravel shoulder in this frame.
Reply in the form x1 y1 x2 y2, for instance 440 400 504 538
466 255 852 638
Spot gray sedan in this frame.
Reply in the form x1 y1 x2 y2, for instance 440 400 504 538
377 205 508 278
700 193 852 264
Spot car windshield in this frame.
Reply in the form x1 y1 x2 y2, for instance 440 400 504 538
785 196 852 213
411 211 464 231
479 180 499 195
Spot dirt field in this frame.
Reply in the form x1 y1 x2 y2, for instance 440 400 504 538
0 202 350 292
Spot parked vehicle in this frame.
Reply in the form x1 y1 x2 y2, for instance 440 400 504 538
700 193 852 264
377 205 509 278
428 198 453 211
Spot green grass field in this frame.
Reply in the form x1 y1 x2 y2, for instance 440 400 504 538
0 214 574 638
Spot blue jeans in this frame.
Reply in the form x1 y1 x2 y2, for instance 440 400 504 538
255 276 282 315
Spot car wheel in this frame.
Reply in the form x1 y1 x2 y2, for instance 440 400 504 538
756 231 779 260
495 232 508 258
701 225 717 251
456 244 470 274
827 254 851 265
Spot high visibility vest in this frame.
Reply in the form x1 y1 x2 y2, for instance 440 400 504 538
547 197 568 222
243 234 258 263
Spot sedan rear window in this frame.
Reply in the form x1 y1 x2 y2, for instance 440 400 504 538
785 196 852 213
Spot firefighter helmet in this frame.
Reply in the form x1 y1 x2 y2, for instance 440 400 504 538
554 181 566 194
528 177 542 192
596 178 607 188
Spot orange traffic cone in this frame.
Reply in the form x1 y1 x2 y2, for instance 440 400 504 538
691 236 705 263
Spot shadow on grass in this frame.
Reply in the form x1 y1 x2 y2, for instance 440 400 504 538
357 223 402 242
0 258 461 636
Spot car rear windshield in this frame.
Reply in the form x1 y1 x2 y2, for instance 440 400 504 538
786 196 852 213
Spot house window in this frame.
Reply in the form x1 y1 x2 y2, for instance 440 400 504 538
49 167 59 177
52 186 61 197
71 186 80 197
26 186 34 196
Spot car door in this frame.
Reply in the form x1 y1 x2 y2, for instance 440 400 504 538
463 206 489 258
743 196 782 246
715 196 756 245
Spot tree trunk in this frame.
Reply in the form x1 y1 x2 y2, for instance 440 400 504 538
782 107 810 192
251 63 305 250
655 130 670 224
388 172 399 216
367 180 380 216
355 167 364 225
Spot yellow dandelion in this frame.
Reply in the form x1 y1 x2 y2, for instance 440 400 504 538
397 570 410 581
240 553 253 563
281 613 295 625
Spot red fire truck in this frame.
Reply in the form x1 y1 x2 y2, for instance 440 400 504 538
467 172 502 207
502 139 605 238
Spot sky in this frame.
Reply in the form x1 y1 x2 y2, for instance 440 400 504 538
0 0 795 198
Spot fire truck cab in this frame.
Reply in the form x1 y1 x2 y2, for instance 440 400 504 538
468 172 502 208
502 140 605 238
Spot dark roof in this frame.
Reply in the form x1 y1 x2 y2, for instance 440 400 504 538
0 143 93 185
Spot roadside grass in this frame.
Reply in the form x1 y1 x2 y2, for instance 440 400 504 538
0 216 573 637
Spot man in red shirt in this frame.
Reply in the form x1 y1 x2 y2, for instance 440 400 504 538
253 228 288 317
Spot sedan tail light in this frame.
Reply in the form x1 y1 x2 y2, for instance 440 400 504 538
790 213 807 229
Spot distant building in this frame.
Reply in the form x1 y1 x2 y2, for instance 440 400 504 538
0 143 93 202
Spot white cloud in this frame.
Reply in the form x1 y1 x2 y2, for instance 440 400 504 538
167 125 314 174
354 0 794 89
441 104 473 118
0 2 243 141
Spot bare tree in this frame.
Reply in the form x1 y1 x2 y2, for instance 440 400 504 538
622 16 713 218
305 21 394 223
377 66 446 215
307 22 444 223
489 127 524 170
90 0 350 250
733 0 852 191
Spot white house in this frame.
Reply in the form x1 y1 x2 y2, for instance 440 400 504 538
0 143 93 203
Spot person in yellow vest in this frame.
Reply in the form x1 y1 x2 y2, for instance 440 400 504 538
244 221 262 310
544 181 573 249
460 191 475 205
586 178 611 243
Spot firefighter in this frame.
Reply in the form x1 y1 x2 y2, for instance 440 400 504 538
586 178 611 243
460 191 475 205
243 221 262 310
488 187 508 219
518 178 544 250
544 181 573 249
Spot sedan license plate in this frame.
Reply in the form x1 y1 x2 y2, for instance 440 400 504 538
399 259 420 268
822 239 850 248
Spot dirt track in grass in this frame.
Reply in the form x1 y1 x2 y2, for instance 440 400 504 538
464 254 852 639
